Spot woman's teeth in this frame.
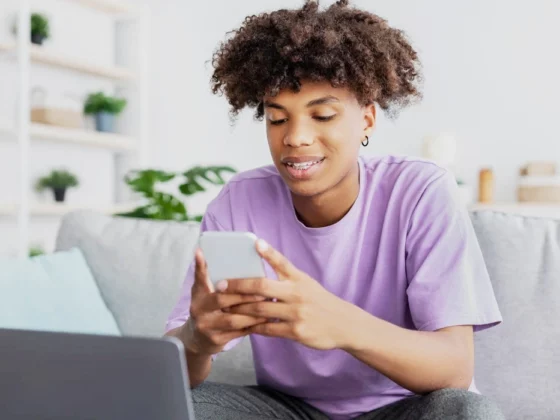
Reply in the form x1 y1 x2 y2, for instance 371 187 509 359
286 160 322 170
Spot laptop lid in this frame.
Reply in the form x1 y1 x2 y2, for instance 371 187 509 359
0 328 195 420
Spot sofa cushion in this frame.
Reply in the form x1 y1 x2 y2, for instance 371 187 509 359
56 210 256 384
470 210 560 420
55 210 200 337
0 248 120 336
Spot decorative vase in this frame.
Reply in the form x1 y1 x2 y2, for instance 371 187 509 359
53 188 66 203
31 33 45 45
95 111 115 133
478 168 494 203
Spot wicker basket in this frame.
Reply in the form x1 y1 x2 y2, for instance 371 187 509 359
30 107 84 129
517 176 560 203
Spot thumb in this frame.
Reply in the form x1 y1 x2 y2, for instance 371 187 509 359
193 248 215 293
256 239 297 280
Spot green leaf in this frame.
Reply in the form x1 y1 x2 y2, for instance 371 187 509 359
31 13 49 38
180 166 236 195
115 206 154 219
179 181 205 196
83 91 127 115
29 245 45 258
35 169 79 191
124 170 175 197
117 164 236 222
190 215 204 222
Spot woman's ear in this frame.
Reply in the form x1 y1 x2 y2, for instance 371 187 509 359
363 103 376 137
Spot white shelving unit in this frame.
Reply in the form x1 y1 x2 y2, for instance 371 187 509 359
0 41 137 81
0 121 138 151
0 0 150 258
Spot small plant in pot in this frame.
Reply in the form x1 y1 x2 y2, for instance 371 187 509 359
35 169 79 203
84 92 127 133
31 13 50 45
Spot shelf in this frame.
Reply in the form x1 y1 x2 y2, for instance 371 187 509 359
64 0 139 15
31 123 138 151
0 121 138 152
0 42 136 82
0 202 140 217
470 202 560 218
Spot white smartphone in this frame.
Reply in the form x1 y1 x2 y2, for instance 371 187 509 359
198 231 267 288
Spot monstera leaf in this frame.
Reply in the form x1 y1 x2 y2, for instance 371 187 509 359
117 165 236 221
179 166 236 196
124 170 176 196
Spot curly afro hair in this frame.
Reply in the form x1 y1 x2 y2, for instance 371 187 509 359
210 0 422 120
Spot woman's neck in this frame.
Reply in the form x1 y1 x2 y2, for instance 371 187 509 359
291 162 360 228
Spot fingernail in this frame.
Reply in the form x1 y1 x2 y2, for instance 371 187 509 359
216 280 228 292
256 239 269 252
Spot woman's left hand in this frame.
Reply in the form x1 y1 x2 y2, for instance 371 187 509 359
215 239 354 350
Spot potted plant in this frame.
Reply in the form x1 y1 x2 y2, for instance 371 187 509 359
31 13 50 45
36 169 79 203
83 92 127 133
116 165 236 221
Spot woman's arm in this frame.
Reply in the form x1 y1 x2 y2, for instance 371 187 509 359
165 322 213 388
224 239 476 395
339 304 474 394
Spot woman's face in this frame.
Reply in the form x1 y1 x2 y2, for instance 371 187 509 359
264 80 375 198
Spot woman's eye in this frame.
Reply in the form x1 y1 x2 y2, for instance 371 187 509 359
269 115 336 125
314 115 336 122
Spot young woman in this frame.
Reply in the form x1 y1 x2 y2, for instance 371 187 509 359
166 1 504 419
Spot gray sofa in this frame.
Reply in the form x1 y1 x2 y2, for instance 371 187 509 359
55 209 560 420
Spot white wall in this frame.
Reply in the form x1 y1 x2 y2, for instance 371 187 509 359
145 0 560 213
137 0 272 215
1 0 559 254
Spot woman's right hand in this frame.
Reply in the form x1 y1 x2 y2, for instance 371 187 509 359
182 248 267 356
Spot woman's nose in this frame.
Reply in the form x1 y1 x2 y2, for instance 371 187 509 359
283 122 314 147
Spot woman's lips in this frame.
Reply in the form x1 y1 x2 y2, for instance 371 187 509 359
282 157 325 180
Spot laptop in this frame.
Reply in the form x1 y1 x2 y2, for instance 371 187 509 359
0 328 196 420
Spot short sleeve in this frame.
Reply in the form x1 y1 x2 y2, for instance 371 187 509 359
165 211 244 354
405 171 502 332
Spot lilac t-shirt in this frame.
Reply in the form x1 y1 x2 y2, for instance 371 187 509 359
166 155 502 419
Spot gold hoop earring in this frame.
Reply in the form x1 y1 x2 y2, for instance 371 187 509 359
362 136 369 147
